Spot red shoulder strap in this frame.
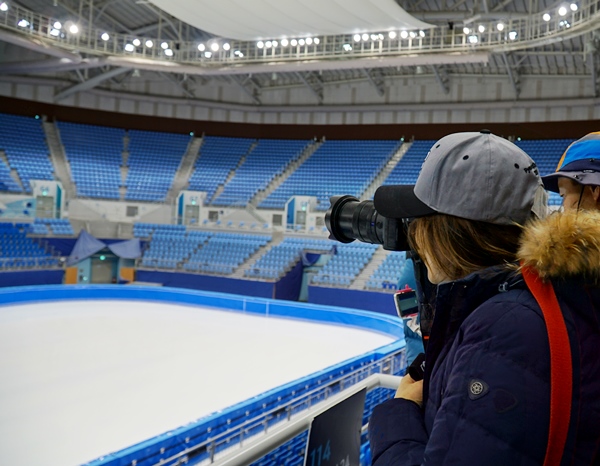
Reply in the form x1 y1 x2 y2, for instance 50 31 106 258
521 265 572 466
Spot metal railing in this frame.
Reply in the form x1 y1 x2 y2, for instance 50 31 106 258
150 349 405 466
1 1 599 70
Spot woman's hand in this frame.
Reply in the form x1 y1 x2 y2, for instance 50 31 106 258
395 374 424 407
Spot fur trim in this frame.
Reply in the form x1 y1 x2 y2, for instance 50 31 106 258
518 210 600 280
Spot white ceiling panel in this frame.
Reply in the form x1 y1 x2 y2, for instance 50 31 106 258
148 0 433 40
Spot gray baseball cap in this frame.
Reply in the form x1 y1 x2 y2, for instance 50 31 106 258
374 131 547 225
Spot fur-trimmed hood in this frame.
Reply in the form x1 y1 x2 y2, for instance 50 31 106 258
518 209 600 280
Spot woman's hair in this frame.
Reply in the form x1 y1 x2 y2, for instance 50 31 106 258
407 214 524 281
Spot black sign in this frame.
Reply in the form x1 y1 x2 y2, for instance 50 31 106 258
304 388 367 466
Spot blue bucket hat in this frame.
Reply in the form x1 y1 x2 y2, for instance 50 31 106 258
542 132 600 193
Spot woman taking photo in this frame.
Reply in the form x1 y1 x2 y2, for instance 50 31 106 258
369 131 600 465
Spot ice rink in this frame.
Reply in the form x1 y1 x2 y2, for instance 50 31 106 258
0 299 395 466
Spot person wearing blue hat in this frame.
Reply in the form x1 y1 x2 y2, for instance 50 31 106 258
542 132 600 211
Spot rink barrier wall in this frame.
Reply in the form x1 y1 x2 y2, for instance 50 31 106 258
0 268 398 316
0 285 403 338
0 269 64 287
0 285 405 466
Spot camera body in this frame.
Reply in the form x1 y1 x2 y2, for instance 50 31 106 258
324 189 411 251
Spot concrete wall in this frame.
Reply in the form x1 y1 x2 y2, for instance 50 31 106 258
0 74 597 128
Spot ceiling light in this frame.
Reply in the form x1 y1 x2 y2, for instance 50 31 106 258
463 27 470 34
291 39 298 46
0 3 8 12
400 30 408 39
69 24 79 34
362 33 369 41
508 31 518 40
223 42 231 51
314 38 320 45
496 22 505 31
543 13 551 21
53 21 61 30
165 49 174 56
145 40 153 48
570 3 578 11
468 35 478 44
298 38 305 45
558 6 567 15
343 43 352 51
211 42 219 51
50 28 60 37
265 40 272 48
124 43 135 52
419 30 425 37
306 37 313 45
378 33 384 40
18 19 30 27
478 25 485 33
370 34 378 40
281 38 289 46
101 32 110 41
204 51 212 58
272 40 278 47
409 31 416 38
234 50 244 57
198 43 205 51
353 34 361 42
257 41 264 49
161 41 169 49
132 38 141 47
389 31 397 39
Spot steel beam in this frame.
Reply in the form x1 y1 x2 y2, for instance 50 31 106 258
296 72 324 103
363 69 386 97
502 52 521 98
230 75 262 105
54 66 130 101
432 65 450 94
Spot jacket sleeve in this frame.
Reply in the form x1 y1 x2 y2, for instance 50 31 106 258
369 398 428 466
369 295 550 466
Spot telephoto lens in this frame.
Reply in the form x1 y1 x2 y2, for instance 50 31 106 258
325 194 410 251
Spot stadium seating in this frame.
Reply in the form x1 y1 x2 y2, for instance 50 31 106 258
245 237 334 280
0 222 60 269
184 233 271 275
0 113 54 193
259 140 401 210
381 139 435 187
125 130 190 202
515 138 575 206
312 242 379 287
142 228 210 269
211 139 313 207
57 121 124 200
366 251 408 290
32 218 75 236
188 136 255 203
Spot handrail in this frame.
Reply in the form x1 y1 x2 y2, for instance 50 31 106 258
151 349 404 466
0 1 598 73
205 373 402 466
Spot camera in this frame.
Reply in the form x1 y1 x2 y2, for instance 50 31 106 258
324 189 411 251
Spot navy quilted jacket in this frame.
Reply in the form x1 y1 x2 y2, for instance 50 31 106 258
369 210 600 465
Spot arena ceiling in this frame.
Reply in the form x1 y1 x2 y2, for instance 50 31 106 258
0 0 599 104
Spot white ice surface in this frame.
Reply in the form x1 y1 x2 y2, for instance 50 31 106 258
0 300 394 466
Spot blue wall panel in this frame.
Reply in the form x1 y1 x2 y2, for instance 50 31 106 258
0 270 63 287
308 285 397 317
135 270 276 298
